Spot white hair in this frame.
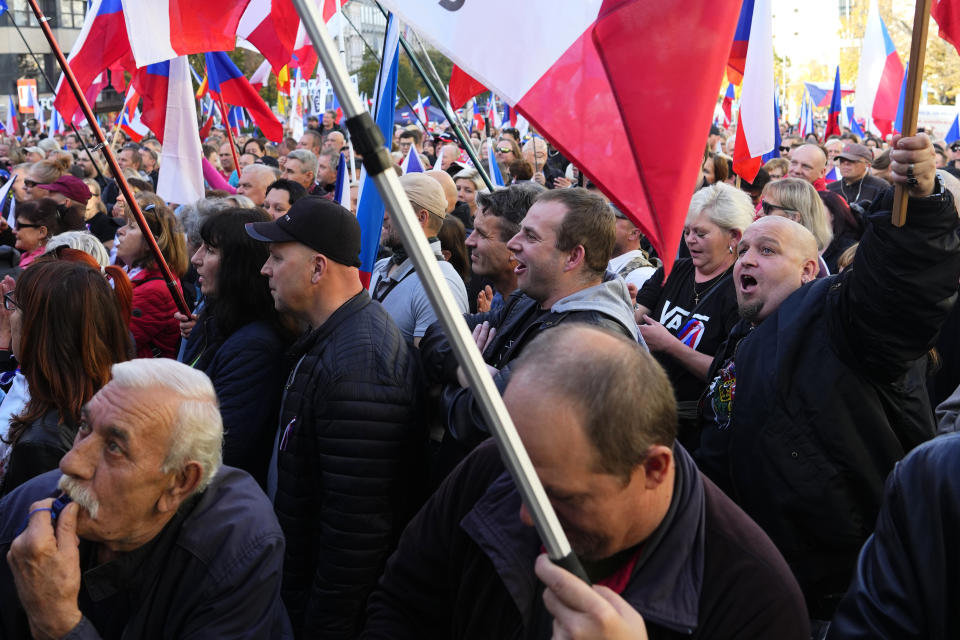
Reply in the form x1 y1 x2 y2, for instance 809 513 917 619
109 359 223 493
45 231 110 267
687 181 755 233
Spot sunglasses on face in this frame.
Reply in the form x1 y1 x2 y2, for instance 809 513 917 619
760 201 798 217
23 179 37 188
14 220 42 230
496 147 512 154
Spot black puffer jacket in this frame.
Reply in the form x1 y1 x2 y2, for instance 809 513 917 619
272 291 424 639
696 187 960 618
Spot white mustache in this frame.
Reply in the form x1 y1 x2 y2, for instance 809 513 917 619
57 474 100 520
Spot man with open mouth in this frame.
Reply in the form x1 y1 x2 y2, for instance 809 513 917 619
693 133 960 628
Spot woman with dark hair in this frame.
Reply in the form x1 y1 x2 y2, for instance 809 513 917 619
115 192 189 358
699 152 730 188
438 215 470 285
242 138 266 158
179 208 292 486
14 198 85 267
818 190 865 274
0 260 131 496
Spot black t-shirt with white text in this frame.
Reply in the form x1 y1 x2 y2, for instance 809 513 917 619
635 258 740 402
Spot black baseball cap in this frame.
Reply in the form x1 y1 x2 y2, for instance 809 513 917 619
245 196 361 267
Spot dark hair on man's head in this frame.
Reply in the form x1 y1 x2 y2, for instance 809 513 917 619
535 187 615 277
508 159 533 181
398 128 422 145
265 179 307 204
509 324 677 481
6 260 131 446
198 208 282 337
476 183 543 241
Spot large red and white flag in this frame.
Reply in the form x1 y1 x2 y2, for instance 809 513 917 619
379 0 741 273
732 0 774 182
120 0 252 67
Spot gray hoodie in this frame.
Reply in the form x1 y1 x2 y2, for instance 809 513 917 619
552 271 647 348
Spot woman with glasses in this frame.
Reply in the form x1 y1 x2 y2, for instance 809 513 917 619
115 193 189 359
453 168 486 223
23 156 70 201
0 258 131 497
759 178 833 275
178 209 293 487
634 182 754 448
13 198 85 268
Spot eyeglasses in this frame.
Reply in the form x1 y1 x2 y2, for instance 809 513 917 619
779 146 791 153
496 147 512 154
3 291 18 312
760 201 799 217
14 221 42 230
22 179 37 188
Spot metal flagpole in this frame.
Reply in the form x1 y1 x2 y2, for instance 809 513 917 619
24 0 190 316
6 15 108 183
289 0 590 584
339 9 431 133
370 2 494 190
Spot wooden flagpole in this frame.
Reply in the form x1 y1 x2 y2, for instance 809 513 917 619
892 0 933 227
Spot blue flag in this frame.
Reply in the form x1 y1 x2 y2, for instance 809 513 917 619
946 115 960 145
355 14 400 285
487 140 505 186
894 62 908 134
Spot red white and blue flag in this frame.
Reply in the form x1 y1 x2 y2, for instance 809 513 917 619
133 62 170 141
727 0 754 85
205 51 283 142
501 102 517 128
414 93 430 127
118 107 148 143
120 0 252 68
486 139 505 187
854 0 903 138
379 0 743 274
824 165 840 184
155 57 204 205
5 95 17 137
333 151 350 208
823 66 842 140
798 92 815 138
732 0 774 183
356 13 400 287
53 0 133 124
486 92 497 128
721 83 735 127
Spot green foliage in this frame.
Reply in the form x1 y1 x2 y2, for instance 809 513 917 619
356 47 454 110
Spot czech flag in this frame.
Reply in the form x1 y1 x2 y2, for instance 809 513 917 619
133 62 171 142
894 61 908 135
823 66 842 140
501 102 517 128
854 0 903 138
761 92 781 162
721 83 735 127
470 100 484 134
205 51 282 142
381 0 743 275
733 0 774 183
5 95 17 137
53 0 133 124
237 0 299 73
118 108 148 143
824 165 840 184
355 14 400 288
486 92 497 127
120 0 251 68
727 0 754 85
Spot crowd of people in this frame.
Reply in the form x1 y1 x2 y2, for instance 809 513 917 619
0 106 955 640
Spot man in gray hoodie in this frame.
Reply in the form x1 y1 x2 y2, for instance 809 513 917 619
420 188 642 471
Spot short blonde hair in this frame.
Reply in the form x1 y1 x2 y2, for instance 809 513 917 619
687 182 754 233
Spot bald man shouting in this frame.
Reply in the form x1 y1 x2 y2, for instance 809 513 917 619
693 134 960 626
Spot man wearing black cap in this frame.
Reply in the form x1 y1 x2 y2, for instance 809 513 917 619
827 142 889 206
245 196 424 639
